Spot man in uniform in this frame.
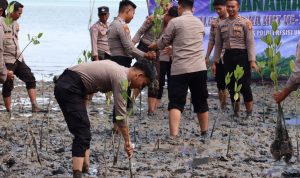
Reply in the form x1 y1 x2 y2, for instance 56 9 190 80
273 39 300 103
205 0 228 110
0 0 14 84
107 0 156 124
54 60 156 178
149 0 209 140
90 6 111 61
132 5 176 115
2 1 43 113
211 0 258 117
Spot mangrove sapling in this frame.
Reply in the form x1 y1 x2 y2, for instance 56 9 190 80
226 65 244 157
257 61 267 122
115 80 135 178
39 96 52 150
77 50 92 64
261 21 293 163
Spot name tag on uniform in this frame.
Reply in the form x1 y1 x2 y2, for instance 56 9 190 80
233 26 242 31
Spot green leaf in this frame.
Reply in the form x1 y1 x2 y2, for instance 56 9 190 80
289 60 295 71
8 3 14 14
237 84 242 93
83 50 86 56
77 58 82 64
265 47 273 59
266 34 273 46
4 17 13 26
234 93 239 101
272 21 278 32
121 80 129 91
234 82 237 92
37 33 43 38
225 72 232 86
270 71 276 82
260 36 268 44
116 116 124 121
274 35 281 46
273 52 281 66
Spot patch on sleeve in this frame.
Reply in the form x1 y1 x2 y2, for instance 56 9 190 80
123 24 130 34
246 20 253 30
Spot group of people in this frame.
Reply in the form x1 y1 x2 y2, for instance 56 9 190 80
2 0 300 177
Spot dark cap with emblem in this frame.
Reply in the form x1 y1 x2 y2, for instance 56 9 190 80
98 6 109 15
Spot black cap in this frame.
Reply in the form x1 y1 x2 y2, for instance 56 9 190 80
98 6 109 15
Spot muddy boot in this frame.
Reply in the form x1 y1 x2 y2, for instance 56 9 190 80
73 170 82 178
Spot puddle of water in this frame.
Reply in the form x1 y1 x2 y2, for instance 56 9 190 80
285 115 300 125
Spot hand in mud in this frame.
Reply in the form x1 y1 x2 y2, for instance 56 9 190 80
7 70 14 81
144 51 156 60
124 142 133 159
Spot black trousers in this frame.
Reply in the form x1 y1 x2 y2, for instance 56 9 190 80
168 71 209 113
157 61 171 99
111 56 132 122
215 58 226 91
54 70 91 157
223 49 253 103
2 61 36 97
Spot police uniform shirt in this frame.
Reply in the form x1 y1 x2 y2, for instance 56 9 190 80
286 40 300 91
1 17 23 64
156 11 206 75
132 18 154 46
90 20 111 56
70 60 129 118
107 17 144 59
208 17 225 60
0 18 6 83
213 16 256 63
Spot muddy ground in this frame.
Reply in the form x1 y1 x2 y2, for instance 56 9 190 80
0 79 300 178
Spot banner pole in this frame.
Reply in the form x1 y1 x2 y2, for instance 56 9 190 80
146 0 150 16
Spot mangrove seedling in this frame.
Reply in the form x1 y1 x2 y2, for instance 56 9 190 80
261 21 293 163
226 65 244 157
77 50 92 64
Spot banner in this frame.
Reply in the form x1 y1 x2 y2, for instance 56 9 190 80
149 0 299 74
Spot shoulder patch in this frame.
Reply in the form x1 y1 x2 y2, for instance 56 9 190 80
123 24 130 34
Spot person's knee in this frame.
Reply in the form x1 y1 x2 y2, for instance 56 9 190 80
168 102 184 113
72 133 91 157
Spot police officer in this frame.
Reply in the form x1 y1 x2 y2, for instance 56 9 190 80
205 0 228 110
1 1 44 113
90 6 111 61
149 0 209 140
0 0 13 83
212 0 259 117
108 0 156 126
54 60 156 178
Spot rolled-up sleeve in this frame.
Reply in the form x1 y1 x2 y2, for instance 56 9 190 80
156 20 175 50
90 25 99 56
0 25 6 83
213 25 222 63
132 19 152 44
112 79 127 126
286 41 300 91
